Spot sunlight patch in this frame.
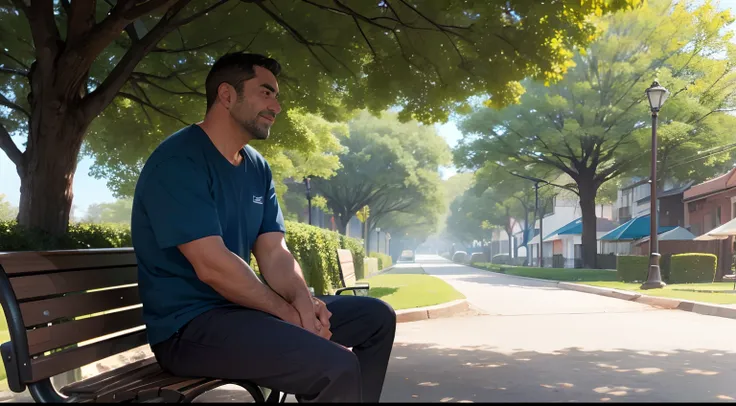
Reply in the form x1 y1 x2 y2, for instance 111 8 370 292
686 369 719 376
635 367 663 375
418 382 439 387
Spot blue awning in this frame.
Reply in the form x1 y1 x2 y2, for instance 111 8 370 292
600 214 676 241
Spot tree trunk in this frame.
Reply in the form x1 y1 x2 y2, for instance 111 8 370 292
579 179 599 269
16 75 89 237
334 211 350 235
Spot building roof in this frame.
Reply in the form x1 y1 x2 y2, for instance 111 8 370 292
634 226 696 245
527 217 619 244
683 168 736 202
600 214 677 241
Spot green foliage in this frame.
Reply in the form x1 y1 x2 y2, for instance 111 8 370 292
469 252 487 265
616 256 650 283
369 252 392 270
312 111 451 238
0 195 18 222
0 221 132 251
669 253 718 284
82 199 133 224
339 234 366 281
455 0 736 267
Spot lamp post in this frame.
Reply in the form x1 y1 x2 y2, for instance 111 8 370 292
304 177 312 225
376 227 381 254
641 81 669 290
509 172 545 267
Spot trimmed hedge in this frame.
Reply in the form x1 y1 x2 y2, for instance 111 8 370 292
616 255 649 282
369 252 392 270
452 251 468 263
492 253 511 265
469 252 486 265
669 253 717 284
0 220 364 295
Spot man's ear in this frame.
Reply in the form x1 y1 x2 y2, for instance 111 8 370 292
216 82 236 109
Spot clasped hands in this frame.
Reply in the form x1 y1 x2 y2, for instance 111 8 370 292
284 295 333 340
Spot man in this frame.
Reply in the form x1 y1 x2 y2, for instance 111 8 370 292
131 52 396 403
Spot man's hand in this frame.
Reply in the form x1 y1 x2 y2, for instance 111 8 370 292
312 297 332 340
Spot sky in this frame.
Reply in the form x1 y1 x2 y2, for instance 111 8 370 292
1 0 733 218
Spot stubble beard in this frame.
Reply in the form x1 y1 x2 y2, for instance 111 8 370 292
232 111 271 141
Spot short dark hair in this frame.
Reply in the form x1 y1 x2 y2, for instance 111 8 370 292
205 52 281 111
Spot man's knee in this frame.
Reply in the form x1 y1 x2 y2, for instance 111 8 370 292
366 296 397 330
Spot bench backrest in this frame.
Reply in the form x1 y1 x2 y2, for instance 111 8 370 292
336 249 357 288
0 248 145 391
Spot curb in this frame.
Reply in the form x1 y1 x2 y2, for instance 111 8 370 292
475 267 736 321
395 299 470 323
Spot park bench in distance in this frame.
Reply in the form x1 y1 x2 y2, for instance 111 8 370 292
0 248 285 403
333 249 369 296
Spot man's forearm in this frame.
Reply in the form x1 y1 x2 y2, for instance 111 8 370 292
193 246 299 324
261 250 314 318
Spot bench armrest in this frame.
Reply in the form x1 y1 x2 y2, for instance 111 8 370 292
1 341 25 393
335 284 370 296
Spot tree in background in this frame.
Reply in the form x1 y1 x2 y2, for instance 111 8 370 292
0 0 643 236
0 194 18 222
81 198 134 225
312 111 450 235
455 0 736 268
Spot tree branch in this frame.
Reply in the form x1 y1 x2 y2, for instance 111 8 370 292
0 67 28 77
151 37 229 53
82 2 192 119
27 0 62 58
117 91 189 125
1 50 30 70
0 93 30 118
253 1 333 73
0 121 23 167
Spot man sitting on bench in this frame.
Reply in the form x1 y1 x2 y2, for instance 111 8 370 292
130 52 396 403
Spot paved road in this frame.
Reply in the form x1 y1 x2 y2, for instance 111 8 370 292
381 255 736 402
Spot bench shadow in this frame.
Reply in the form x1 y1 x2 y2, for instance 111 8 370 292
370 287 399 298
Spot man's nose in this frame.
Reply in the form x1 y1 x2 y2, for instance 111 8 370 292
269 99 282 115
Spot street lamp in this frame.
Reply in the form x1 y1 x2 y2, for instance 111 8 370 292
641 81 669 290
376 227 381 253
510 172 546 268
303 177 312 225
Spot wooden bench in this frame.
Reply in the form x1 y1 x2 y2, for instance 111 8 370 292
0 248 285 403
334 249 370 296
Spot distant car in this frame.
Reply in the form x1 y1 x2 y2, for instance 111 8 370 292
399 250 415 263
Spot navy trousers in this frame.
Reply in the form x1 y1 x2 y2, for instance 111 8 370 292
152 295 397 402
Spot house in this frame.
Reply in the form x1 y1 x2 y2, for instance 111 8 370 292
684 168 736 236
612 177 687 225
527 193 614 266
600 214 678 255
533 216 619 267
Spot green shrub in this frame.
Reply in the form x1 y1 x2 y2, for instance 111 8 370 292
469 252 487 264
369 252 392 270
669 253 717 284
452 251 468 263
492 253 511 265
0 220 363 295
616 255 649 282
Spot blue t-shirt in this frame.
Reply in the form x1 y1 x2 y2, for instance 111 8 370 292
131 124 286 346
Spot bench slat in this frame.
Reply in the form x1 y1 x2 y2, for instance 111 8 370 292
30 330 148 383
0 250 136 275
20 286 140 327
27 307 144 356
10 266 138 300
61 357 158 394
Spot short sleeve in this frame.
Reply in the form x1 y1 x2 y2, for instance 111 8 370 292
140 157 222 249
259 165 286 235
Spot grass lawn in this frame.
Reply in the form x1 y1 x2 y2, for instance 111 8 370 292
581 281 736 305
358 273 465 310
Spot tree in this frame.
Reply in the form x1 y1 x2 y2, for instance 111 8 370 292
0 194 18 221
312 110 450 235
455 0 736 268
445 191 487 248
81 198 134 224
0 0 642 236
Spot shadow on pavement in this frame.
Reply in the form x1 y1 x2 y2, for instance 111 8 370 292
382 343 736 402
